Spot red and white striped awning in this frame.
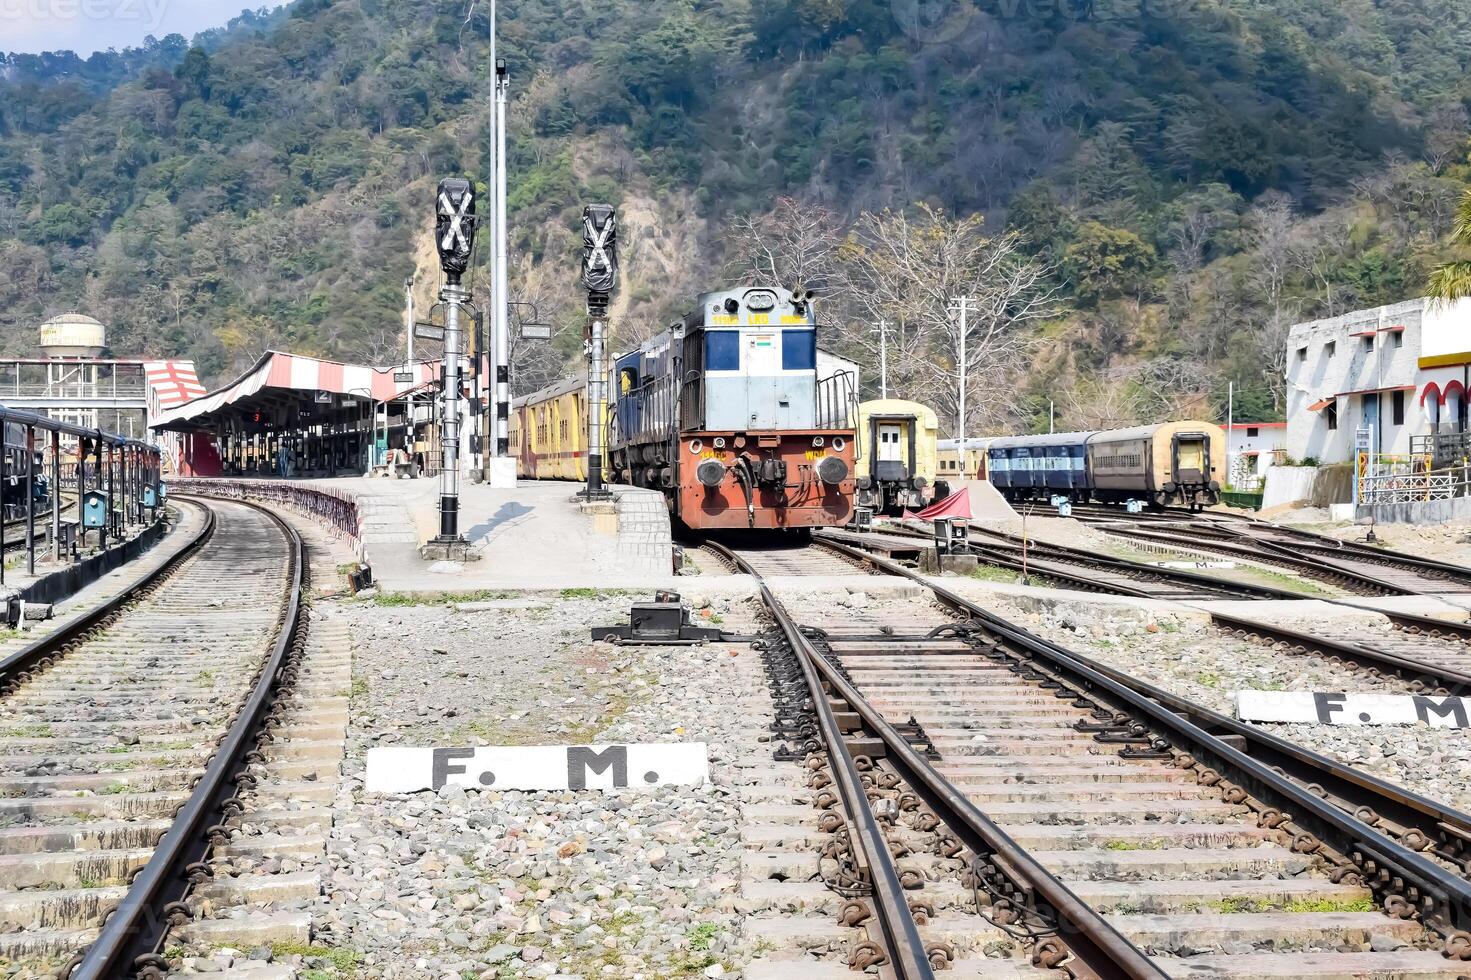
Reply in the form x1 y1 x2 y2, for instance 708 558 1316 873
154 351 440 430
144 361 207 410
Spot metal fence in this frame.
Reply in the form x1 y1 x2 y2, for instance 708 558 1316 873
1357 451 1471 504
171 479 363 554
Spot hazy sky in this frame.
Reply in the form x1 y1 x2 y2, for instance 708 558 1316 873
2 0 278 56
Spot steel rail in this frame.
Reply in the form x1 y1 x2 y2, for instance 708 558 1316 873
884 518 1471 656
1208 611 1471 694
1238 524 1471 585
877 521 1299 601
66 496 306 980
1098 525 1413 595
1064 654 1471 874
703 541 937 979
0 502 212 690
710 542 1165 979
816 537 1471 956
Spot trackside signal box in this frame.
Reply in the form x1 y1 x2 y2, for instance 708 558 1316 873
82 490 108 529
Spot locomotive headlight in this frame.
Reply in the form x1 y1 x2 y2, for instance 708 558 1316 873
832 437 846 451
811 436 825 448
697 460 725 487
688 440 703 455
745 289 776 312
818 456 849 486
713 437 726 449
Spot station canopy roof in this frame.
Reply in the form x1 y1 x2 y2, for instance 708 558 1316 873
153 350 441 433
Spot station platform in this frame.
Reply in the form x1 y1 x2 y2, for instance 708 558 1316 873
180 476 676 591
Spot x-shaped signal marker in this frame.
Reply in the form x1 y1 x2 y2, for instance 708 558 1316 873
439 191 474 253
586 217 613 272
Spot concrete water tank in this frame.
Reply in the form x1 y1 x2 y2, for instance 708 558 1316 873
39 313 107 358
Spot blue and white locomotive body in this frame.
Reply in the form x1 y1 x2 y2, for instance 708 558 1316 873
607 285 857 531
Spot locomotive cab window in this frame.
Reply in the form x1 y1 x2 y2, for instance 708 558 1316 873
619 366 638 393
781 329 816 371
705 330 740 371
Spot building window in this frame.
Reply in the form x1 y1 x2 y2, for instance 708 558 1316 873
1325 341 1336 359
1362 335 1374 352
1296 347 1307 362
1392 390 1404 426
1391 331 1404 349
1247 427 1259 437
1326 400 1338 430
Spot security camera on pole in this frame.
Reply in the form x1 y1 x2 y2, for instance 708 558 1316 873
580 204 618 501
422 177 479 560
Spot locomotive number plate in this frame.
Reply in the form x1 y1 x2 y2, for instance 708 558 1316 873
700 449 722 460
804 449 829 461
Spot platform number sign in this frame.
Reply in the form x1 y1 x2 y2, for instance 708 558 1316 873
365 743 709 794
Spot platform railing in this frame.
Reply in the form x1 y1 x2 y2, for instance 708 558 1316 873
171 478 363 554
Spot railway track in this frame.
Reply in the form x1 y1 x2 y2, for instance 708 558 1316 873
0 494 324 979
1071 508 1471 599
846 519 1471 696
830 524 1296 602
706 538 1471 978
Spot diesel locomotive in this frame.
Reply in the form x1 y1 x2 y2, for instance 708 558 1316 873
607 286 857 531
987 421 1226 509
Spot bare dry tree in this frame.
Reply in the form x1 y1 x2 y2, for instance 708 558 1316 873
844 203 1060 434
723 197 851 299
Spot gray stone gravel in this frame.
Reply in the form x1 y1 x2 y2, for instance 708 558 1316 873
320 590 760 980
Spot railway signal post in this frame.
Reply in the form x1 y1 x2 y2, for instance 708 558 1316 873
580 204 618 502
423 177 479 560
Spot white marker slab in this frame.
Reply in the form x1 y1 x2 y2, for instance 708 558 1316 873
1237 691 1471 728
365 743 710 794
1152 560 1236 570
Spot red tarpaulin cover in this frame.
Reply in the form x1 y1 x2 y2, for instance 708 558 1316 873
911 488 973 521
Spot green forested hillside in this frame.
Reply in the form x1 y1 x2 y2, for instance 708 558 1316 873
2 0 1470 430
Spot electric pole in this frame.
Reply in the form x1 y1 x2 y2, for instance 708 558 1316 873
950 296 971 454
878 318 889 400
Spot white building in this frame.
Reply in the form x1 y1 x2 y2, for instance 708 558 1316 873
1225 421 1285 489
1284 297 1471 464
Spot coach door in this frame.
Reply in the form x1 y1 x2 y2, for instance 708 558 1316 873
1173 433 1209 484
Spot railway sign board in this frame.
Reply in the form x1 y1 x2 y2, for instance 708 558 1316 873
520 323 552 340
364 743 709 794
1238 690 1470 728
393 371 415 383
414 322 446 342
